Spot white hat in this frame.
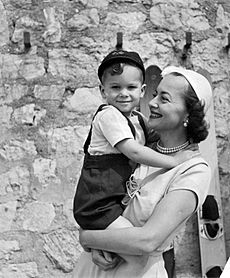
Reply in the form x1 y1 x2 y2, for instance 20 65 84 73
161 66 212 113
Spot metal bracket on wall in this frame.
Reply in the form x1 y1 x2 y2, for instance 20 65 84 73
24 31 31 52
181 32 192 60
224 33 230 53
116 32 123 50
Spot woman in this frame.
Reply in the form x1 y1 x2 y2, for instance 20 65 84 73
72 66 212 278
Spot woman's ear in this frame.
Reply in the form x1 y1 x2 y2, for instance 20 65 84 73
99 84 106 99
140 84 146 98
183 114 190 127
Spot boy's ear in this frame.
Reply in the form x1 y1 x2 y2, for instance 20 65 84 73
140 84 146 98
99 84 106 99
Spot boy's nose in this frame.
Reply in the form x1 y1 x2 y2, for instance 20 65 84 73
119 89 129 96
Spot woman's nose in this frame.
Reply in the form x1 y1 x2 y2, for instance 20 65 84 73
149 98 159 108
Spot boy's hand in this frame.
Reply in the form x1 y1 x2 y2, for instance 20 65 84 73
174 143 199 165
174 149 195 165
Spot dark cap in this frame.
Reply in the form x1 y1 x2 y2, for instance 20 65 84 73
98 50 145 82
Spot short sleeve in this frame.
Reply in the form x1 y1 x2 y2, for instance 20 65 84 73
168 162 211 210
96 106 134 147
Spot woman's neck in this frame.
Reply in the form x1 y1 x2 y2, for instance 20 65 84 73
158 132 188 148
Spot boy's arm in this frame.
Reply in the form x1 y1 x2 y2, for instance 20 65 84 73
116 139 189 168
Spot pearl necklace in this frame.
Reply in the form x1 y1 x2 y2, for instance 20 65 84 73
156 140 190 154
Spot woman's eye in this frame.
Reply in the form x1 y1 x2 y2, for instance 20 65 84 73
161 96 169 102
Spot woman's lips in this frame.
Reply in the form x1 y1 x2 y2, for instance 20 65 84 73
149 111 162 118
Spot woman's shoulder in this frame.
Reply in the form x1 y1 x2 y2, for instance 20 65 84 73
168 150 211 205
180 150 210 173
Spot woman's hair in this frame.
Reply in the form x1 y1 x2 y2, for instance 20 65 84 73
170 72 209 143
183 78 209 143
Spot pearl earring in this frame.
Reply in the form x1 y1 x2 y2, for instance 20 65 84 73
183 119 188 127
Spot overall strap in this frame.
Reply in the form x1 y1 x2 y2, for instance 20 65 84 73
83 104 137 154
83 104 107 153
125 116 136 139
132 110 148 143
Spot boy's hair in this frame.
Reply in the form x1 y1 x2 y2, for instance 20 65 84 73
98 50 145 83
101 62 144 84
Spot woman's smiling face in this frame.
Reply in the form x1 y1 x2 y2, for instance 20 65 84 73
148 74 189 134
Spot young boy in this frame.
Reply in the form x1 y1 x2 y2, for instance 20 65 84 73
73 50 189 231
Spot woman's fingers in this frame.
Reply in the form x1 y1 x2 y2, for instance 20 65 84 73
92 249 111 270
102 250 113 262
91 249 121 271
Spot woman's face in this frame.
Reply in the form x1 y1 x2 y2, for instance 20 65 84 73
148 74 189 134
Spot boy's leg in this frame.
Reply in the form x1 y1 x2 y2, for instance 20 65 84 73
107 215 133 229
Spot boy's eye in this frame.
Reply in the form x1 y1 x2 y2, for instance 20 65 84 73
128 85 137 89
111 85 120 89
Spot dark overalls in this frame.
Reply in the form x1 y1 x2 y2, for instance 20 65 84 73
73 104 147 230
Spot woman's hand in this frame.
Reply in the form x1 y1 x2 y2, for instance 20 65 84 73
91 249 122 271
79 229 122 269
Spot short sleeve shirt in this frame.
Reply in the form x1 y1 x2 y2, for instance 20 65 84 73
123 152 211 227
88 105 146 155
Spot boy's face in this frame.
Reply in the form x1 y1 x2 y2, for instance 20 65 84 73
100 64 145 117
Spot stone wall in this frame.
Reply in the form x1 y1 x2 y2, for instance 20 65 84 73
0 0 229 277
